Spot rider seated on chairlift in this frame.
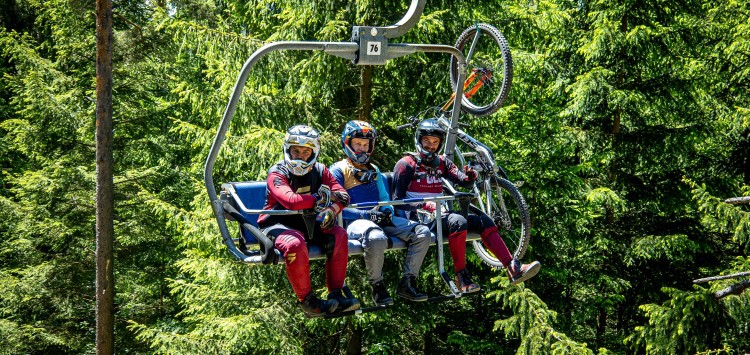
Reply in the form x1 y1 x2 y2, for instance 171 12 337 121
330 120 432 306
392 118 541 291
257 125 360 317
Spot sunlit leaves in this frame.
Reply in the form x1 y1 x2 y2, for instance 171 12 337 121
627 287 724 355
688 179 750 248
626 234 701 265
490 276 592 354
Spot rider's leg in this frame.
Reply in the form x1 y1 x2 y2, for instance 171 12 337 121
346 219 387 284
444 213 481 293
468 214 513 266
384 216 430 278
385 216 429 301
443 212 468 273
320 225 360 311
319 225 349 291
266 224 338 316
269 227 311 300
468 214 541 284
346 219 393 305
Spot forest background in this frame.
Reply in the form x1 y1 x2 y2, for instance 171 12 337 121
1 0 749 354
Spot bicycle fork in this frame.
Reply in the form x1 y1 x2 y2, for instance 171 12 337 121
440 68 493 112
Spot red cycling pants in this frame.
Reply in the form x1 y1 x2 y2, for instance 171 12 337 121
274 226 349 301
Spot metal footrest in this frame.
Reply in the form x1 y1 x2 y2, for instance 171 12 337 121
426 289 485 303
318 304 391 319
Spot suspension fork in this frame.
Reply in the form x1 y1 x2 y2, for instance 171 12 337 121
440 68 493 112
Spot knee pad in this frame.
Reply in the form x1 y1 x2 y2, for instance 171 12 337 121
413 224 431 239
446 213 468 234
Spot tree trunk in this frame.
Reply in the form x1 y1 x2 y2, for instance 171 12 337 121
359 65 373 122
346 322 362 355
95 0 115 353
596 307 607 346
743 128 750 185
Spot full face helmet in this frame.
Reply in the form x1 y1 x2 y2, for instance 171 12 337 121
414 118 446 163
341 120 377 165
283 125 320 176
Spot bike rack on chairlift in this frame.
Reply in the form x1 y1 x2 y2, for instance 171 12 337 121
204 0 477 315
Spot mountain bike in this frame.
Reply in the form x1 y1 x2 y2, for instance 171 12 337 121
397 23 530 270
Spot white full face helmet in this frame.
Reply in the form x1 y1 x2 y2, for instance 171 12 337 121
283 125 321 176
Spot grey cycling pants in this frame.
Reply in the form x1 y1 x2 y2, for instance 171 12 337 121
347 216 432 284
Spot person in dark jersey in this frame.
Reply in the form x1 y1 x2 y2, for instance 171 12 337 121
392 118 541 292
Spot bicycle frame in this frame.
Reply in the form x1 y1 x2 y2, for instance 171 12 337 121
435 115 509 181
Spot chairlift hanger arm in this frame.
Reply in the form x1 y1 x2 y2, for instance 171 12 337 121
383 0 426 39
350 0 425 41
204 41 358 201
204 41 466 204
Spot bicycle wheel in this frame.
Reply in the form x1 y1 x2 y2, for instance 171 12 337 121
449 23 513 117
471 174 530 269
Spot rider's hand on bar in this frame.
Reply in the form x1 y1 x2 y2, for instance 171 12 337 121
464 165 478 181
422 201 437 213
316 207 336 229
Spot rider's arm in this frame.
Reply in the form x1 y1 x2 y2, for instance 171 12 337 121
266 170 315 210
444 157 474 188
342 207 370 221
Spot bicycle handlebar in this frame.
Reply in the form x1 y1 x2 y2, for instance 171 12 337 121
396 115 420 131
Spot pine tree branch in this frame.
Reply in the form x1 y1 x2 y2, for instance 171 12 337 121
113 10 143 34
714 280 750 299
693 271 750 284
724 196 750 205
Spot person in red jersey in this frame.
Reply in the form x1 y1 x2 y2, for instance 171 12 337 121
258 125 359 317
392 119 541 292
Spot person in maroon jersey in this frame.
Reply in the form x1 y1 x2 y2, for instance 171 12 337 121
257 125 360 317
392 119 541 292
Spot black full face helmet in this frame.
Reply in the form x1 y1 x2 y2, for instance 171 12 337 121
414 118 446 164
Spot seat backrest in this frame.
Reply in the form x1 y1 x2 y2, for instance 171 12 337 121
223 181 267 243
382 172 394 196
226 174 396 244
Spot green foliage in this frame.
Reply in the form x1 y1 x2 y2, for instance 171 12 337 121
2 0 749 353
627 182 750 354
688 179 750 250
490 275 592 354
626 286 725 354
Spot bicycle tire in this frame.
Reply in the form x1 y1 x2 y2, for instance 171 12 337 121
471 175 530 269
449 23 513 117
